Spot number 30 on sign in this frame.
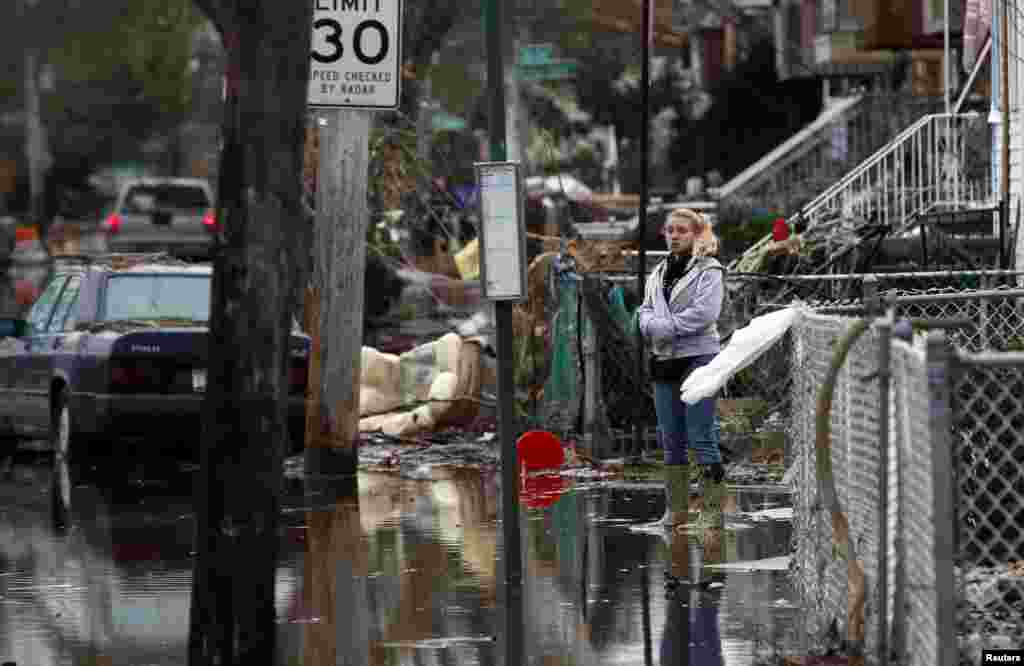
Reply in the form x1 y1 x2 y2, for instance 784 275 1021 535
308 0 403 110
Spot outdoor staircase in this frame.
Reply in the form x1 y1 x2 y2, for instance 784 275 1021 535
786 111 1004 269
712 94 942 212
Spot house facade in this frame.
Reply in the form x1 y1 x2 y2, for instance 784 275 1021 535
749 0 1024 271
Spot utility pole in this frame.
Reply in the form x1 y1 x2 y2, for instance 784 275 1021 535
304 109 372 482
416 50 439 164
23 0 51 238
1000 0 1010 202
944 0 951 114
304 0 403 481
999 0 1011 268
632 0 653 463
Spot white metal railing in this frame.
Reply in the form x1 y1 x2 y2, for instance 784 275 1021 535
713 95 864 200
791 113 994 231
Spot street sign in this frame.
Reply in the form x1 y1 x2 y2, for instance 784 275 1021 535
518 43 556 66
475 161 527 301
308 0 403 110
515 42 577 82
515 61 578 81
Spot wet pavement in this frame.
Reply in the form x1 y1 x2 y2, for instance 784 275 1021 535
0 451 798 665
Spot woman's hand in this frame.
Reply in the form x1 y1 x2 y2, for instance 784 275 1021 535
637 310 653 339
646 315 675 342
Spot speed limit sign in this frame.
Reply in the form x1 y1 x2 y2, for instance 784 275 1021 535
308 0 403 110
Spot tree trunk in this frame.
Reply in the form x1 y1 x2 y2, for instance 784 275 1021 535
187 3 313 663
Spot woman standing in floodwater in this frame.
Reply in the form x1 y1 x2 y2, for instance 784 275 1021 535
635 207 726 531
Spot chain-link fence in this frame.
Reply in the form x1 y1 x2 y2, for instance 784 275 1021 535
545 271 790 459
527 262 1024 661
536 268 1024 460
888 334 952 665
787 286 1024 665
789 312 961 665
789 312 889 659
951 351 1024 658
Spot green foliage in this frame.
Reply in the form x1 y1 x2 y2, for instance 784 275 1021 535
529 128 561 173
21 0 204 168
668 30 822 188
49 0 200 118
427 63 483 119
714 198 779 263
1007 337 1024 352
0 78 15 103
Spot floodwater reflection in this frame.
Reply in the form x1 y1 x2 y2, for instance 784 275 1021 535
0 457 797 665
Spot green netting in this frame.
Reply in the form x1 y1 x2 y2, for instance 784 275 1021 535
580 275 655 431
540 271 582 435
607 284 636 337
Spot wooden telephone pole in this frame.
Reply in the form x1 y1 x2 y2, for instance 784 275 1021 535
303 0 403 481
22 0 51 237
304 109 371 481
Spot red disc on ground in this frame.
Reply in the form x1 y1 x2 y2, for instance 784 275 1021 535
516 430 565 472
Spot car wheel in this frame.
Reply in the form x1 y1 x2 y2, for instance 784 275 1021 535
52 389 77 459
50 388 81 531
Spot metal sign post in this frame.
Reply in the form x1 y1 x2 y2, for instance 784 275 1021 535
474 160 526 601
482 2 524 661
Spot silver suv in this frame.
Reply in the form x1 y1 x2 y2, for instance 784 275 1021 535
101 178 217 259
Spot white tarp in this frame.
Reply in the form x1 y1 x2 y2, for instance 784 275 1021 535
680 306 802 404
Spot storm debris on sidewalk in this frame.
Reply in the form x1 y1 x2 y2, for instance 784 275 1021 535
957 563 1024 659
352 422 623 482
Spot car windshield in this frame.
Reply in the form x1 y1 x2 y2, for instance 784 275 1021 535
121 185 210 214
103 274 211 323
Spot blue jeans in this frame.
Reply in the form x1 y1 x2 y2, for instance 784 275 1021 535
652 354 721 466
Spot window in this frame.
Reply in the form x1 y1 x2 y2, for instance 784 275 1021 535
817 0 862 34
818 0 838 32
924 0 945 34
102 274 211 323
27 276 68 335
47 276 82 333
121 185 211 214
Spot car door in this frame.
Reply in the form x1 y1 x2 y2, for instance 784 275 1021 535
0 316 21 433
32 275 84 430
13 275 68 435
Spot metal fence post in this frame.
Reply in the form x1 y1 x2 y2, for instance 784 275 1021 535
876 315 892 666
863 275 880 314
979 275 991 349
926 331 957 666
582 289 602 460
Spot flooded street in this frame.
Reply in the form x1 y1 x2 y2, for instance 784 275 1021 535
0 452 798 665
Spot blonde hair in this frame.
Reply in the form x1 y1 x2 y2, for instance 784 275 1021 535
667 208 719 258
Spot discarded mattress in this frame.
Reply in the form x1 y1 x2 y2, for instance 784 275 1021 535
359 332 488 436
